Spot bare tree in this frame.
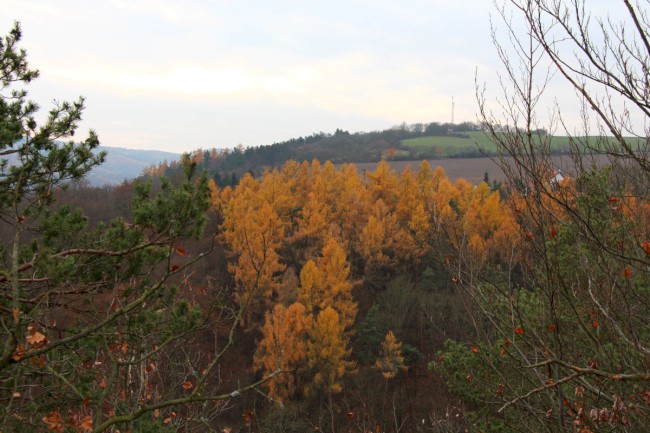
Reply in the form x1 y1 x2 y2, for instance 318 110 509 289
441 1 650 432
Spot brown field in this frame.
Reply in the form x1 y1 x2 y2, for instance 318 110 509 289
347 158 504 184
348 154 611 184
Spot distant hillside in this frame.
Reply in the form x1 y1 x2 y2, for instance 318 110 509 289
87 146 180 186
140 122 637 188
154 121 488 187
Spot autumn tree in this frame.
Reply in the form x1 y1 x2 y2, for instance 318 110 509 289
375 331 405 380
253 302 312 402
220 173 285 322
298 237 357 329
305 307 356 396
365 160 399 208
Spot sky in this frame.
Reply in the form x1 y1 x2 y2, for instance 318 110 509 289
0 0 627 153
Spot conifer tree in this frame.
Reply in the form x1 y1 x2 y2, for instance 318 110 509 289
375 331 405 379
306 307 355 395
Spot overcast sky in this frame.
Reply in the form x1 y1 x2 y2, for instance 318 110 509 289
0 0 623 153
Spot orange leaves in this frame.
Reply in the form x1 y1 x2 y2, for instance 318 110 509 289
41 411 92 432
79 415 93 432
12 327 48 363
221 173 285 308
641 242 650 256
174 246 187 257
11 343 25 362
26 327 47 346
182 380 194 390
26 331 46 345
514 326 525 335
306 307 355 395
298 237 356 330
470 345 479 353
609 196 619 211
366 160 400 207
42 411 65 433
163 411 177 425
253 302 311 400
623 267 631 279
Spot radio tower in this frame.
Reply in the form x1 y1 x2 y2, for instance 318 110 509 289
451 96 455 125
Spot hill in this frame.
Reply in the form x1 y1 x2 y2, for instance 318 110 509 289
154 121 487 186
144 122 638 188
400 131 644 158
87 146 179 186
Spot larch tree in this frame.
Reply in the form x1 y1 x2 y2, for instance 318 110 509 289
220 173 285 322
253 302 312 402
305 307 356 396
365 160 400 208
298 237 356 330
375 331 405 380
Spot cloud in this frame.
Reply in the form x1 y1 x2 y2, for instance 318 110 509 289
0 0 506 152
48 62 317 97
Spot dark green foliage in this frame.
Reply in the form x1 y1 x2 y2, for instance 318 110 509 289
400 343 422 365
355 303 383 364
377 275 417 338
432 340 517 433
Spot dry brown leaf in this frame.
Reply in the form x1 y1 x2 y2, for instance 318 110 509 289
26 331 46 346
79 415 93 432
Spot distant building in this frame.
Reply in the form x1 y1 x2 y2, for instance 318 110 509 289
549 170 566 190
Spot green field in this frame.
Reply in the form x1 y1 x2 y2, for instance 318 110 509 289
400 131 642 158
401 132 500 156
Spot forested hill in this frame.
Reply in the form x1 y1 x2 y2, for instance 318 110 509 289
87 146 179 186
148 121 490 185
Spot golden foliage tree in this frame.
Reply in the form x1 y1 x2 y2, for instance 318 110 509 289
298 237 357 329
221 174 285 320
306 307 356 395
366 160 400 208
375 331 405 379
253 303 312 401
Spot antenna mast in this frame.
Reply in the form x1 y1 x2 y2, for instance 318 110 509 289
451 96 455 124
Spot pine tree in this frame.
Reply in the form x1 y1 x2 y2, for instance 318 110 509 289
0 23 254 433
